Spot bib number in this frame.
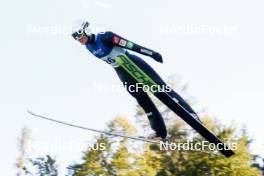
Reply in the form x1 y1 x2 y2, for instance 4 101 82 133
105 57 116 64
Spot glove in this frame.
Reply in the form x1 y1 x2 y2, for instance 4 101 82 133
152 52 163 63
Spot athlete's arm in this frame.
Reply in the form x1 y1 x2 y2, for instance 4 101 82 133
101 31 163 63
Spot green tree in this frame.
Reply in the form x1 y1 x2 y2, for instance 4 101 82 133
30 155 58 176
155 116 260 176
18 78 261 176
16 127 31 176
68 116 139 176
16 127 59 176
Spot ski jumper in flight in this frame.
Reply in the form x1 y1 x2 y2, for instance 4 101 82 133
71 20 199 140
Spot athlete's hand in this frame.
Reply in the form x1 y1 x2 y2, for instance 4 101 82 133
152 52 163 63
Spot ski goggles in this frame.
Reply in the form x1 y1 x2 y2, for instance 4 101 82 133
72 29 85 40
72 21 90 40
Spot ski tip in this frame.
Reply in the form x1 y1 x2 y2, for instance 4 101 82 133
27 110 39 118
27 110 34 115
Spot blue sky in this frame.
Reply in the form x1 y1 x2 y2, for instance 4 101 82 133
0 0 263 175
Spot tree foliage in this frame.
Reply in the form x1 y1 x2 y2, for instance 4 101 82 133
16 78 262 175
30 155 58 176
16 127 31 176
67 114 260 176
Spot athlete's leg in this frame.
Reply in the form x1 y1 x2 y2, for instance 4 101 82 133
115 66 167 139
126 53 198 117
133 92 167 139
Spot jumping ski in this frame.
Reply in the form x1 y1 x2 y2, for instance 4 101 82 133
27 110 160 144
28 110 222 156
